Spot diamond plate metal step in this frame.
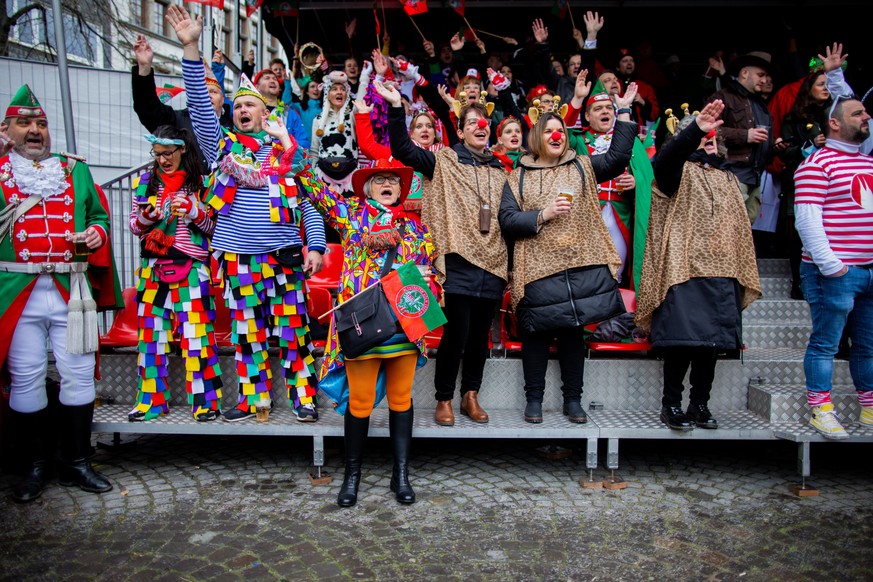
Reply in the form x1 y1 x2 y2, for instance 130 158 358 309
759 277 791 298
757 258 790 277
93 405 599 440
743 299 810 324
588 409 774 440
771 422 873 442
748 383 865 424
742 324 810 349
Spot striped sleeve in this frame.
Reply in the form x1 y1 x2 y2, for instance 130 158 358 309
182 58 221 167
793 155 827 206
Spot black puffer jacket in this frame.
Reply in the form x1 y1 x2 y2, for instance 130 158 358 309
499 121 637 335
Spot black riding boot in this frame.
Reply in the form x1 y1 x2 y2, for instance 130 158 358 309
57 402 112 493
389 406 416 504
337 412 370 507
10 408 53 503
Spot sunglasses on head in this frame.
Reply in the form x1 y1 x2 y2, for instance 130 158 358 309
828 93 856 120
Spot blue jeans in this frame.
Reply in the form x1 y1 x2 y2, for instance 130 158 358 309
800 261 873 394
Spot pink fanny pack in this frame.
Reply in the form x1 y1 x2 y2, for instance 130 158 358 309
154 259 194 284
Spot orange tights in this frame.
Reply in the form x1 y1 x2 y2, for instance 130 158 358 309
346 353 418 417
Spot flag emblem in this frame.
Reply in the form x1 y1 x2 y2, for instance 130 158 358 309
395 285 429 318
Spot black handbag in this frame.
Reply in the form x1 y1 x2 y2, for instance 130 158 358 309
334 247 398 359
273 245 304 268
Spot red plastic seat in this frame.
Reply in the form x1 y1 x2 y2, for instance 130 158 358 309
499 290 523 352
307 286 334 324
99 287 139 347
306 243 343 292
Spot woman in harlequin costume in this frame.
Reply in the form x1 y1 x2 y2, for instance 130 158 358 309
295 159 436 507
128 125 222 422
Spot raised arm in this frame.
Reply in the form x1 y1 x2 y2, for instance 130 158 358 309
168 4 221 166
590 120 638 183
376 81 437 178
654 100 725 196
131 35 177 132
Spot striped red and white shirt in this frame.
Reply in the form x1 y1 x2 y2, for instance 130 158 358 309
794 141 873 274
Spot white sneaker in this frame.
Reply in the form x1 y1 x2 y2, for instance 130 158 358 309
810 404 849 440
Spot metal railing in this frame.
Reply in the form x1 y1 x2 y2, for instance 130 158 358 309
99 161 150 332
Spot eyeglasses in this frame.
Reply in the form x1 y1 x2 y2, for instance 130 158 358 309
150 148 181 160
372 175 400 184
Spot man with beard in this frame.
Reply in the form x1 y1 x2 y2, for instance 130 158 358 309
169 4 326 422
794 95 873 439
706 52 778 224
566 77 654 290
0 85 122 502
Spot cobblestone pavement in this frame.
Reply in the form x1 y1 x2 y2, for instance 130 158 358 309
1 433 871 581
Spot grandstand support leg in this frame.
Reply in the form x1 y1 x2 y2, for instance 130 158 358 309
96 431 137 451
602 439 627 489
788 442 819 497
309 435 332 485
579 439 603 489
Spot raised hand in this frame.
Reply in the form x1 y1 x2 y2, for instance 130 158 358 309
393 58 420 82
487 67 510 91
573 69 591 103
134 35 153 70
353 98 373 115
423 39 436 58
437 84 454 107
373 80 402 107
695 99 725 134
572 28 584 44
0 128 14 157
584 11 604 37
503 37 518 46
450 33 464 52
345 17 357 39
212 49 224 65
371 49 388 76
474 38 486 54
615 82 638 109
262 112 291 148
532 19 548 44
708 55 725 76
165 4 202 47
819 42 847 73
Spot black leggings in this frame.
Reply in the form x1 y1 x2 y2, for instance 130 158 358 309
662 347 718 408
433 293 498 401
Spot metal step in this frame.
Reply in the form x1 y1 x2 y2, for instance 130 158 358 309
748 383 865 424
756 258 790 277
590 409 773 440
742 324 810 349
759 277 791 298
743 298 810 324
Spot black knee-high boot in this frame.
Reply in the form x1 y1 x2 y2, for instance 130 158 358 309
389 405 415 504
337 412 370 507
10 408 53 503
57 402 112 493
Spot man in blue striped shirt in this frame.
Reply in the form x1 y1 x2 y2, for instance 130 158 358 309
168 4 326 422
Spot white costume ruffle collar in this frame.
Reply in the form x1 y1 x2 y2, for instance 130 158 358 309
10 151 68 198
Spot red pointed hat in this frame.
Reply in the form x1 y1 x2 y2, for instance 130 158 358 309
351 159 414 204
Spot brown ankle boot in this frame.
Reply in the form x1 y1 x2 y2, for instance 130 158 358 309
460 391 489 423
434 400 455 426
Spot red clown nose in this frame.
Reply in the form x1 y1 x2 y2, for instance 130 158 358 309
476 118 488 129
550 131 563 142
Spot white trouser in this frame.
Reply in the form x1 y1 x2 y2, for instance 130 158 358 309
8 274 95 413
601 204 627 283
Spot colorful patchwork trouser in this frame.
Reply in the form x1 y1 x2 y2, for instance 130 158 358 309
133 259 223 419
218 251 317 412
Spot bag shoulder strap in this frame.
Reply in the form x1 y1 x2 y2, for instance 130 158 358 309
379 246 398 279
571 157 587 187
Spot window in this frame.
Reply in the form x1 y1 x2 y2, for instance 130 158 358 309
153 1 168 37
129 0 144 27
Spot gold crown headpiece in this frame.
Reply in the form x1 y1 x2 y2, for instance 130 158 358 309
452 90 495 119
528 95 568 127
664 102 700 135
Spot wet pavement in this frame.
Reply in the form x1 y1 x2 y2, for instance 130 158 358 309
1 432 872 581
